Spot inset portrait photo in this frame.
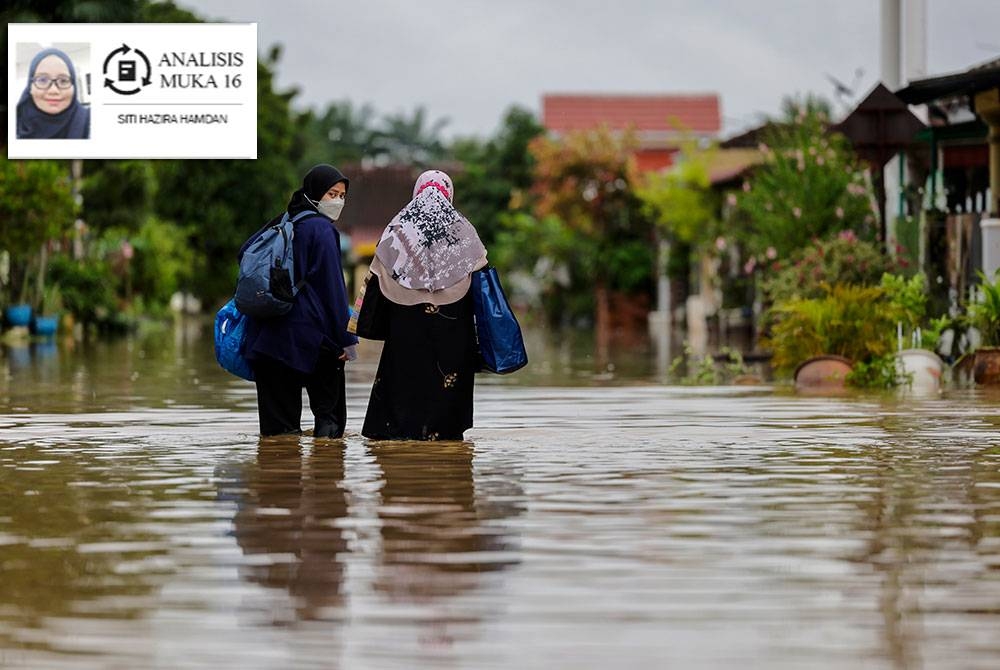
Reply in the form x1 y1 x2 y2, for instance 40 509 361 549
15 42 91 140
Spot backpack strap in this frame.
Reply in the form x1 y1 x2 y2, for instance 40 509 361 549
284 210 319 293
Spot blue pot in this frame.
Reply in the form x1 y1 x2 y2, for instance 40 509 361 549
32 315 59 336
4 304 32 327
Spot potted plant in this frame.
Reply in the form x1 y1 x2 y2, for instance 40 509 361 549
969 271 1000 385
881 272 946 393
4 302 32 328
31 283 62 337
765 284 902 391
0 159 75 330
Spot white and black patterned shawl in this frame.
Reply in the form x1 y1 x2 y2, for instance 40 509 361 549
374 187 487 295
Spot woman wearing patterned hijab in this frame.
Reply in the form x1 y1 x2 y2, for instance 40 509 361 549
353 170 487 441
16 47 90 139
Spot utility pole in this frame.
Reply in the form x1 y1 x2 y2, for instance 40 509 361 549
881 0 927 252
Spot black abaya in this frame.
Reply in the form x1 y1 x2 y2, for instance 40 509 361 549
360 276 478 441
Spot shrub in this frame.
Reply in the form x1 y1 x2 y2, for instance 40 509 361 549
47 256 118 325
761 231 900 305
970 271 1000 347
131 216 196 308
764 284 902 377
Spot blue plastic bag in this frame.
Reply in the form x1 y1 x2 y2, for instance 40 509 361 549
471 267 528 374
214 298 254 381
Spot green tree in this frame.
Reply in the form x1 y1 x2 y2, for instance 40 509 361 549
81 161 156 233
734 96 875 259
761 230 902 304
451 106 544 246
0 157 76 304
296 100 379 173
372 106 449 167
635 140 720 304
525 126 652 345
146 22 301 303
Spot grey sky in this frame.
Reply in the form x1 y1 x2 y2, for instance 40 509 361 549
177 0 1000 139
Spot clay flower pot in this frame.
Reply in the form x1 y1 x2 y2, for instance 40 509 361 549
973 347 1000 385
794 355 852 391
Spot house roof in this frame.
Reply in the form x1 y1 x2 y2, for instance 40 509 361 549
829 83 926 168
706 148 766 186
542 94 721 134
720 122 774 148
895 57 1000 104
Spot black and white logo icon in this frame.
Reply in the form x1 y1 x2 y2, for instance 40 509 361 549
103 43 152 95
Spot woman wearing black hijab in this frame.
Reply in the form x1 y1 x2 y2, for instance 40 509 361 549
16 48 90 139
239 164 358 438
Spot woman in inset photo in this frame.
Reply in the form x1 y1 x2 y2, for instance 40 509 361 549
16 47 90 140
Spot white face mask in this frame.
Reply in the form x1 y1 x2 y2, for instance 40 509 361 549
318 197 345 221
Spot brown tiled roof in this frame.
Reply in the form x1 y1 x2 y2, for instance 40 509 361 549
543 94 721 134
706 148 766 185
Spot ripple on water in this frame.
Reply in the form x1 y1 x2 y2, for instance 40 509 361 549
3 337 1000 668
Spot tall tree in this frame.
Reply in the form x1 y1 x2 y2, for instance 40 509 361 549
451 106 544 246
142 4 302 303
296 100 379 173
81 160 156 233
372 106 449 167
152 57 301 303
527 126 650 352
0 157 77 304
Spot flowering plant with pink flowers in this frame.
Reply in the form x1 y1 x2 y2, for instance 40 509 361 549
759 230 902 305
731 97 876 259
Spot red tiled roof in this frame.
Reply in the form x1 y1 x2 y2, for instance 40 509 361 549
543 94 721 134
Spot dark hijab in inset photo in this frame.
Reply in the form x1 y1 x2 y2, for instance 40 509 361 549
286 164 350 217
16 48 90 140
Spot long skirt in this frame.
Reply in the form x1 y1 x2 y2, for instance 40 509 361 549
362 290 478 441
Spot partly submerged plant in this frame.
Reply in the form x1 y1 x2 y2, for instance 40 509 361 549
970 271 1000 347
669 344 751 385
764 284 901 378
846 354 909 389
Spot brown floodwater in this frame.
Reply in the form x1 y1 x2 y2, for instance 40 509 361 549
2 321 1000 669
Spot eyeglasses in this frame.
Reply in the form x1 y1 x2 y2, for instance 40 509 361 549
31 75 74 90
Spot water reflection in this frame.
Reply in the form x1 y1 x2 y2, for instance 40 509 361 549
0 443 167 653
372 441 520 603
231 438 349 623
847 439 1000 669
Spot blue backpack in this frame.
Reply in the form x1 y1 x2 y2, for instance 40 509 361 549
214 298 254 381
234 210 313 319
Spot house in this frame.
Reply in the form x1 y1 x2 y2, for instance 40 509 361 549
892 57 1000 301
896 57 1000 216
334 164 423 294
542 93 721 171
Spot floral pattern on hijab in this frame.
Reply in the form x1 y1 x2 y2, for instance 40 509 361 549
412 169 454 202
375 170 486 293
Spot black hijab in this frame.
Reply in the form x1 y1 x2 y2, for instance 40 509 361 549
286 164 350 217
16 48 90 140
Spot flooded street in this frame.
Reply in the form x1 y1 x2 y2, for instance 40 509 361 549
2 322 1000 669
